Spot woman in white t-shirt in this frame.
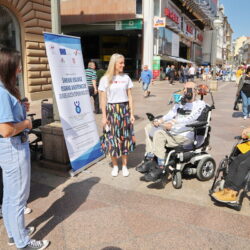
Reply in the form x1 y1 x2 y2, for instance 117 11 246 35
99 54 136 177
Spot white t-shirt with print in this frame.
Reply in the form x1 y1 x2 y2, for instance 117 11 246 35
98 74 133 103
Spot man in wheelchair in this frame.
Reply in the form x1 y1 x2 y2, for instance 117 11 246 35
139 82 206 182
211 127 250 204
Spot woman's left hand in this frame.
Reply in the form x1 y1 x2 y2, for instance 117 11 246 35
130 115 135 124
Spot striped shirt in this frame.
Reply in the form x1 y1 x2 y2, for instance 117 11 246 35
85 68 97 87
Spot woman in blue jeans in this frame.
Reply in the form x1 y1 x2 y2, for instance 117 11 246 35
0 48 49 250
237 67 250 119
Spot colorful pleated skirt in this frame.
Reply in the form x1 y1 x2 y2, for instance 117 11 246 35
106 102 136 157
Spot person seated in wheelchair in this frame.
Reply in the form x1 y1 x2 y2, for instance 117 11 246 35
211 127 250 204
140 82 206 182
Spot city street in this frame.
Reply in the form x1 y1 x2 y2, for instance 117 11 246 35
1 79 250 250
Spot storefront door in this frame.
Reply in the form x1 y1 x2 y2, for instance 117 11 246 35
0 5 24 97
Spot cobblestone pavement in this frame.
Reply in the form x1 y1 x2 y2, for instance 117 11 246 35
1 80 250 250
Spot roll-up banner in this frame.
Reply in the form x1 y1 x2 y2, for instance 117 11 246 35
44 32 104 176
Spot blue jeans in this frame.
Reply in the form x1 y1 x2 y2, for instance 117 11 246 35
142 82 150 91
0 137 31 248
241 91 250 116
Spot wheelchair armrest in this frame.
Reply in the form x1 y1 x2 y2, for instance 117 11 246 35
186 121 207 128
28 113 36 117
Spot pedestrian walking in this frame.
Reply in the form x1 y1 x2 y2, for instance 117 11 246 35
0 48 49 249
188 64 195 81
86 61 101 114
168 65 175 85
165 65 170 80
140 65 153 97
236 66 250 119
179 65 186 83
99 53 136 177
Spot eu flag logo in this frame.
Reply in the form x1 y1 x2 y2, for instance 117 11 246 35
59 48 66 55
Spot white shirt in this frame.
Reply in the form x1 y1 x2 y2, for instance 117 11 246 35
162 99 206 140
188 67 195 75
98 74 133 103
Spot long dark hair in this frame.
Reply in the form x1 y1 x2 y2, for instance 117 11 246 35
0 47 21 100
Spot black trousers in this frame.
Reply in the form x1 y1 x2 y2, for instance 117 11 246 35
0 168 3 206
225 151 250 191
88 86 100 113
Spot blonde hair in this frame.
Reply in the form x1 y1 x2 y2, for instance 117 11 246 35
104 53 124 84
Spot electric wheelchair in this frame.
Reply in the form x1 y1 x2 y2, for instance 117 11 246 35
209 136 250 211
136 85 216 189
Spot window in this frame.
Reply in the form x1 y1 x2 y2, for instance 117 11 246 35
0 5 23 96
136 0 142 14
154 0 160 16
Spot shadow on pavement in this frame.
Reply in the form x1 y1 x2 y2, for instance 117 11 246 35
29 177 100 239
232 111 243 118
127 144 145 168
28 181 54 204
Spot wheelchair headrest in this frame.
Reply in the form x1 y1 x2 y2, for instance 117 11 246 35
197 105 211 122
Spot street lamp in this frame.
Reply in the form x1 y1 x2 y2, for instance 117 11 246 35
211 17 223 79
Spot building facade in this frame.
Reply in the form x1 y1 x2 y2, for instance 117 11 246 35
0 0 52 100
61 0 143 78
61 0 218 78
234 36 250 66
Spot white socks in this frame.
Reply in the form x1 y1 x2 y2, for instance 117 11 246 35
111 166 129 177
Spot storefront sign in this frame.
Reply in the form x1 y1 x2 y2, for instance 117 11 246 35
164 8 180 24
44 33 103 174
153 17 166 28
115 19 142 30
186 24 193 34
197 33 203 42
153 56 161 79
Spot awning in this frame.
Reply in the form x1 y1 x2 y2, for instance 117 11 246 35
168 56 194 64
161 55 194 64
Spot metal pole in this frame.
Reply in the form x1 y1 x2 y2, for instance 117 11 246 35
51 0 61 121
142 0 154 69
212 28 217 79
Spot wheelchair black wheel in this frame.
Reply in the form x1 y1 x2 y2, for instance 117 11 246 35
172 172 182 189
197 157 216 181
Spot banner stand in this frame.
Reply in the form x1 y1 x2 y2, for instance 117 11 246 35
69 155 105 177
44 32 104 174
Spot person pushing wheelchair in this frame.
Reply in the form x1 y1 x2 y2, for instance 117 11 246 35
138 82 206 182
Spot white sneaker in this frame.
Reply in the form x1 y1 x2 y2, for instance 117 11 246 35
111 166 119 177
122 166 130 177
24 206 32 214
244 116 247 120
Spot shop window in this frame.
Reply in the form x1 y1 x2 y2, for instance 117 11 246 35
154 0 160 16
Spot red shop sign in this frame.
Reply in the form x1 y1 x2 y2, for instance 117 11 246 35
164 8 179 24
186 24 193 34
197 33 203 42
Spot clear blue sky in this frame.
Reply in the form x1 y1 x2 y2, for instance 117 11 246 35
220 0 250 39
